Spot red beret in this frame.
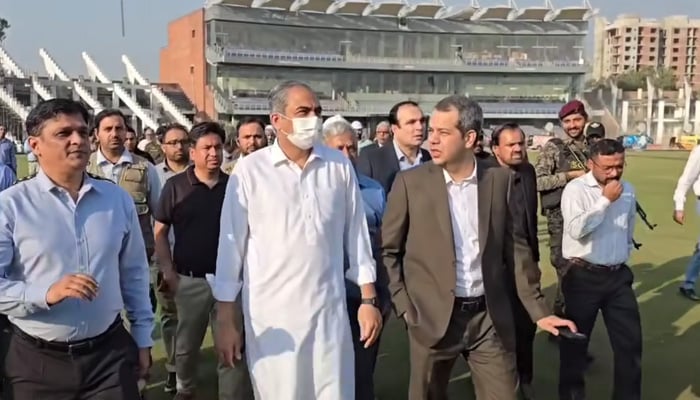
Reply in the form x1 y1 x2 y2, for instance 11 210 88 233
558 100 588 120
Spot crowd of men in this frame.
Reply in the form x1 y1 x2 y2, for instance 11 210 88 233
0 81 649 400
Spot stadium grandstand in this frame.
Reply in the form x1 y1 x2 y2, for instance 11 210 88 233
0 46 196 139
159 0 596 127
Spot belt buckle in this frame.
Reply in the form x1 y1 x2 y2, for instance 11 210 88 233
66 341 90 355
460 300 479 312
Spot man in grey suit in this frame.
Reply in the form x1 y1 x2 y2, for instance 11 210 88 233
382 95 577 400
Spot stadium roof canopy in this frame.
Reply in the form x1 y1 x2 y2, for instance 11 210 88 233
206 0 598 21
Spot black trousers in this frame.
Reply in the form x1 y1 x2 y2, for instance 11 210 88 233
559 264 642 400
4 320 141 400
346 297 389 400
513 302 536 384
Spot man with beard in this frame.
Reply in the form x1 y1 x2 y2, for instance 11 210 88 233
534 100 588 321
222 117 267 174
124 126 155 164
152 123 191 393
490 122 539 400
559 139 640 400
87 109 161 269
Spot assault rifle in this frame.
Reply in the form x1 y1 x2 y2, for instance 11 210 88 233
567 143 655 250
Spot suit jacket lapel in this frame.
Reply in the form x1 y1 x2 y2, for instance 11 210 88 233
477 161 492 254
382 143 400 173
428 164 455 251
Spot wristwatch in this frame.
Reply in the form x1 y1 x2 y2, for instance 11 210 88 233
361 297 378 307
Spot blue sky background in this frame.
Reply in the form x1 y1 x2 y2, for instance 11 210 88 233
1 0 699 80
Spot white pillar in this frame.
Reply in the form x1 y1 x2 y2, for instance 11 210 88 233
621 101 630 133
656 100 665 145
694 100 700 133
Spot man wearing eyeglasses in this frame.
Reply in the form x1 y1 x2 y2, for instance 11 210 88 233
153 123 191 394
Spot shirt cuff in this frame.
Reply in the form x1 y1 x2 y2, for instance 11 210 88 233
674 200 685 211
24 280 52 312
347 263 377 286
595 196 611 210
213 279 242 302
130 325 155 349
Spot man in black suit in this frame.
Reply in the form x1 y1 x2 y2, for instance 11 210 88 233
357 101 431 194
490 122 540 400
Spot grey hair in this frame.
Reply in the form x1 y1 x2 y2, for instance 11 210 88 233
376 120 390 130
434 95 483 137
268 80 316 114
322 117 355 140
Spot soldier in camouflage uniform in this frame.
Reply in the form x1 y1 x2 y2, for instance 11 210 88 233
534 100 589 318
221 117 268 174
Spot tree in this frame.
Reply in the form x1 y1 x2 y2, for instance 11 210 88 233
0 17 9 43
613 66 679 91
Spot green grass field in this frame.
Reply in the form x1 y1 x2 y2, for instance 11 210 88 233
17 152 700 399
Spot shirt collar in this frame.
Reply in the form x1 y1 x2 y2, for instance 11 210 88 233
96 148 133 166
269 141 325 167
443 159 478 184
393 140 421 163
35 168 100 195
582 171 601 187
185 166 228 186
158 159 191 173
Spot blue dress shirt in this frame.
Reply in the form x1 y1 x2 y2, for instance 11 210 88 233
0 170 154 347
345 173 386 299
0 138 16 173
0 164 15 192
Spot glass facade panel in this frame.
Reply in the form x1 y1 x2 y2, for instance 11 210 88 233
214 65 578 100
210 21 585 62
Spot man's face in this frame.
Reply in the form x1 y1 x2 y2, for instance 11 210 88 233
143 128 155 141
237 122 266 156
375 124 391 146
124 131 137 152
0 126 5 139
29 113 90 174
270 86 321 142
493 128 525 167
588 153 624 185
562 113 586 139
162 128 190 163
96 115 126 152
427 107 475 166
325 132 357 163
190 133 222 171
392 104 424 148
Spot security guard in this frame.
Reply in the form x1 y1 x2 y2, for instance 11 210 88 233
87 109 161 261
221 117 268 174
534 100 589 320
0 99 153 398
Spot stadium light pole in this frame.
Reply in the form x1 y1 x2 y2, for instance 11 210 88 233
120 0 126 37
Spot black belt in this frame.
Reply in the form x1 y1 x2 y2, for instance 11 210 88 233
178 270 208 278
569 257 624 272
454 296 486 313
12 315 122 355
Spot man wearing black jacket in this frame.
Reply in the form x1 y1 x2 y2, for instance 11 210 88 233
490 122 539 400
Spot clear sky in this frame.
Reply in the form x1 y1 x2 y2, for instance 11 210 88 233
1 0 699 81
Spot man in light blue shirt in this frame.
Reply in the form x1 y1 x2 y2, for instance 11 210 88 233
0 164 15 192
0 125 16 174
0 99 154 399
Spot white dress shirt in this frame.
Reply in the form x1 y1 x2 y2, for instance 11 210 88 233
214 142 375 400
561 172 636 266
443 166 484 298
673 145 700 212
393 140 422 171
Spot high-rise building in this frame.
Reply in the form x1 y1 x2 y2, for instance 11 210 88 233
593 15 700 88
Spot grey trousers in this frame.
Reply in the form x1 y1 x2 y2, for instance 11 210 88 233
174 274 253 400
150 264 178 373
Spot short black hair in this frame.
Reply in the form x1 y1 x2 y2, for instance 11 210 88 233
126 125 136 134
589 138 624 158
189 121 226 145
236 117 265 134
388 101 419 126
157 123 189 141
25 99 90 137
91 109 127 134
491 122 524 147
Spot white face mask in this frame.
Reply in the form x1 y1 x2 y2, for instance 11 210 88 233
281 115 322 150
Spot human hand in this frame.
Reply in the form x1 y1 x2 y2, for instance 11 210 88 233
45 274 99 306
536 315 578 336
215 316 243 367
673 210 685 225
358 304 383 348
602 180 623 202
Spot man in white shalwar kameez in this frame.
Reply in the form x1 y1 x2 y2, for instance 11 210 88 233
213 80 383 400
